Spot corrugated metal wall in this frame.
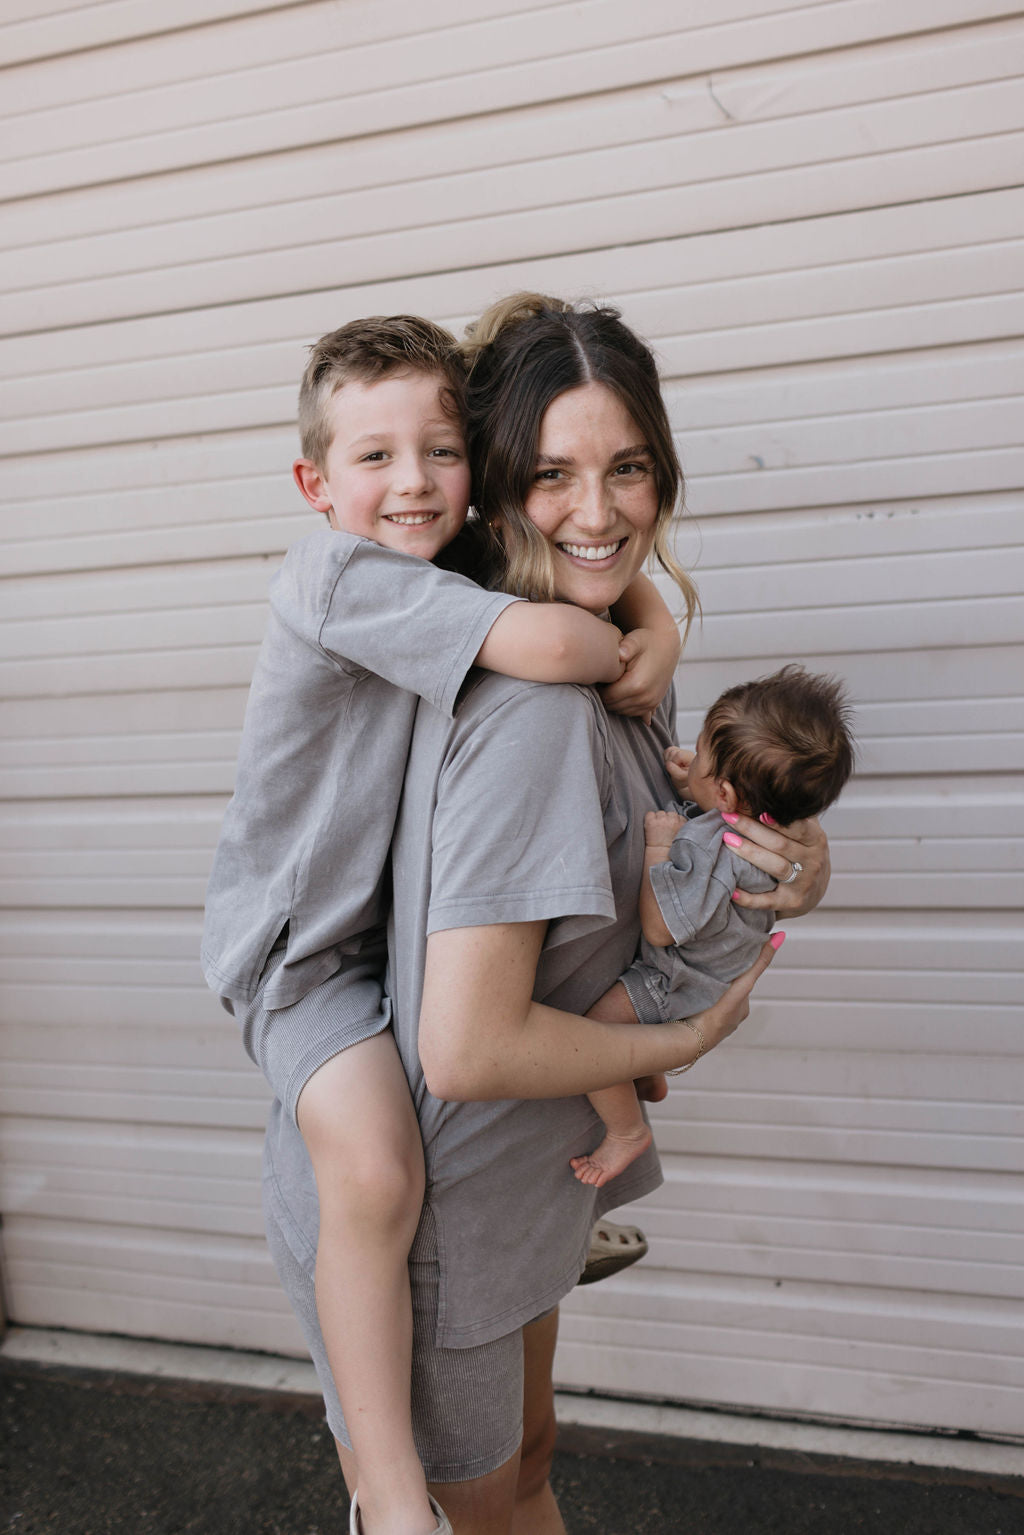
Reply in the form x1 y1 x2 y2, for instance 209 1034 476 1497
1 0 1022 1436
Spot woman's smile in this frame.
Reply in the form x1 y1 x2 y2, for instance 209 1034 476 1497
524 382 659 612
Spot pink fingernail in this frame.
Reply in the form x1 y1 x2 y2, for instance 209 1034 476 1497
759 813 778 826
723 831 742 849
730 891 741 901
721 813 739 824
770 931 786 950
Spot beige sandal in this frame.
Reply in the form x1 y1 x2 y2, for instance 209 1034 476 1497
349 1489 453 1535
577 1218 649 1285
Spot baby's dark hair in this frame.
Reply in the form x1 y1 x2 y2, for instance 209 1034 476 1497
703 664 855 824
298 315 467 471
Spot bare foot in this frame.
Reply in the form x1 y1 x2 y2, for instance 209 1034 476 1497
571 1123 653 1188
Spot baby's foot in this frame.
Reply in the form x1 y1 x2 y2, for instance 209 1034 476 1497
571 1123 653 1188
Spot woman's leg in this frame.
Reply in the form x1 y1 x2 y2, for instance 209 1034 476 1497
512 1308 566 1535
298 1033 434 1535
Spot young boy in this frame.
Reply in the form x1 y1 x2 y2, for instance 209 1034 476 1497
202 316 680 1535
571 664 855 1188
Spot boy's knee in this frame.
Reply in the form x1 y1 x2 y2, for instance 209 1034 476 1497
318 1136 424 1234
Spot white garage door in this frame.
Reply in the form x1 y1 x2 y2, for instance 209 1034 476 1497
1 0 1022 1437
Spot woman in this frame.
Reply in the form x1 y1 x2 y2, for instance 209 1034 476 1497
264 294 829 1533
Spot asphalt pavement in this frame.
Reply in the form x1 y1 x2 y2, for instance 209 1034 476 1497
2 1354 1021 1535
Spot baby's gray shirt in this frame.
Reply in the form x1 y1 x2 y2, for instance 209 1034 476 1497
621 802 776 1023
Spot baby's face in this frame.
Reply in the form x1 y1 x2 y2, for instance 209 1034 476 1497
317 370 471 562
684 733 722 814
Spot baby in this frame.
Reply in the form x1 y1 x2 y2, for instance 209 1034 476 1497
572 664 855 1187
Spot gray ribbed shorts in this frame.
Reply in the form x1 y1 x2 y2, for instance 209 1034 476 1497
234 940 391 1125
263 1201 527 1483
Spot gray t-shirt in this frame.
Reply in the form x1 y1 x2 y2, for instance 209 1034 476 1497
621 802 775 1024
201 527 517 1012
264 673 674 1349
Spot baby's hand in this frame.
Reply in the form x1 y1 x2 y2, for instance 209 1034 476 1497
664 745 694 798
645 809 685 853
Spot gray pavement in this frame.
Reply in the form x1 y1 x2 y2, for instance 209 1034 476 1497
2 1355 1021 1535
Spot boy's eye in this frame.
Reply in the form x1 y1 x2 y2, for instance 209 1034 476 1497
360 450 388 463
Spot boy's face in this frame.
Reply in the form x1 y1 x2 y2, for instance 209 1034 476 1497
293 370 471 561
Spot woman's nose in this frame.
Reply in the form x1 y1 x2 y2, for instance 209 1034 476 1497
571 475 616 533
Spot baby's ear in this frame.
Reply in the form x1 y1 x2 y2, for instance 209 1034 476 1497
716 779 740 814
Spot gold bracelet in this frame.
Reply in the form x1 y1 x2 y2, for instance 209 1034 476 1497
666 1018 705 1076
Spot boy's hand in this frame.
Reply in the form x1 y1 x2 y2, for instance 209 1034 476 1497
664 745 694 798
602 627 680 722
644 809 684 853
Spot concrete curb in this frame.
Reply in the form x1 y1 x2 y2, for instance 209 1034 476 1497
4 1325 1021 1482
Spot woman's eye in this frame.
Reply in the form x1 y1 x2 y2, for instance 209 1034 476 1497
430 446 461 459
614 461 647 477
535 468 565 483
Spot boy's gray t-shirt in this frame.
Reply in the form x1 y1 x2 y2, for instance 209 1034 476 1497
201 527 518 1012
264 672 674 1350
621 803 775 1023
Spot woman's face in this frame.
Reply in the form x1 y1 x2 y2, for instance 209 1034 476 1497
523 383 659 613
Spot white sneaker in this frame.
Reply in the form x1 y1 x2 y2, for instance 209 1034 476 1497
349 1489 453 1534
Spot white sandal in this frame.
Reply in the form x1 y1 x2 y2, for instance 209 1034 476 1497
578 1218 648 1284
349 1489 453 1535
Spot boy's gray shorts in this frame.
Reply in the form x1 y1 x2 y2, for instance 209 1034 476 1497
264 1201 528 1483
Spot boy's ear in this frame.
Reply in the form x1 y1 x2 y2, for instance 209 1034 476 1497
715 779 740 814
293 458 332 516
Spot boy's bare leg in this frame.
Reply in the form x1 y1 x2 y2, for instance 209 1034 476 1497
339 1440 521 1535
299 1034 434 1535
570 981 655 1188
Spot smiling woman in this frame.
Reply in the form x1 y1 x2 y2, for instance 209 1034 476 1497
524 382 659 612
262 293 831 1534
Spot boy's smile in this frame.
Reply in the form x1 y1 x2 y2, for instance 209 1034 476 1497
293 370 471 562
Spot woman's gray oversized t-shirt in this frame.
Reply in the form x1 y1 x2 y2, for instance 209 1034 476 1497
264 671 677 1349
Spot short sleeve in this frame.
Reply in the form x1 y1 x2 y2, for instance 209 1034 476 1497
271 528 519 717
427 680 617 937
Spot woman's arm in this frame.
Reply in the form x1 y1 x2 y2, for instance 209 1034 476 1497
418 920 782 1102
603 573 682 719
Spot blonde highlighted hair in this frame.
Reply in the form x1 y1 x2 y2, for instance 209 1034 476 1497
461 292 698 629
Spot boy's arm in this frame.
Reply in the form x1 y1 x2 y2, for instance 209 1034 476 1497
475 601 623 684
603 574 682 719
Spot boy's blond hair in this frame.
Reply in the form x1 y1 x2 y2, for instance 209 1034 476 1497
298 315 468 471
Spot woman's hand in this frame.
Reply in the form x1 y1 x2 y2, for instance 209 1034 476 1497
602 626 679 723
676 933 785 1063
721 811 830 918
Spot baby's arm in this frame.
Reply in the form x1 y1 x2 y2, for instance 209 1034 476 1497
640 809 686 946
603 573 682 718
475 601 623 684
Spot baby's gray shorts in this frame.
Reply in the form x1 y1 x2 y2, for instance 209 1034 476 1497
264 1202 529 1483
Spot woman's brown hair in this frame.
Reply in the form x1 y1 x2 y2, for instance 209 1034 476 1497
461 292 697 629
